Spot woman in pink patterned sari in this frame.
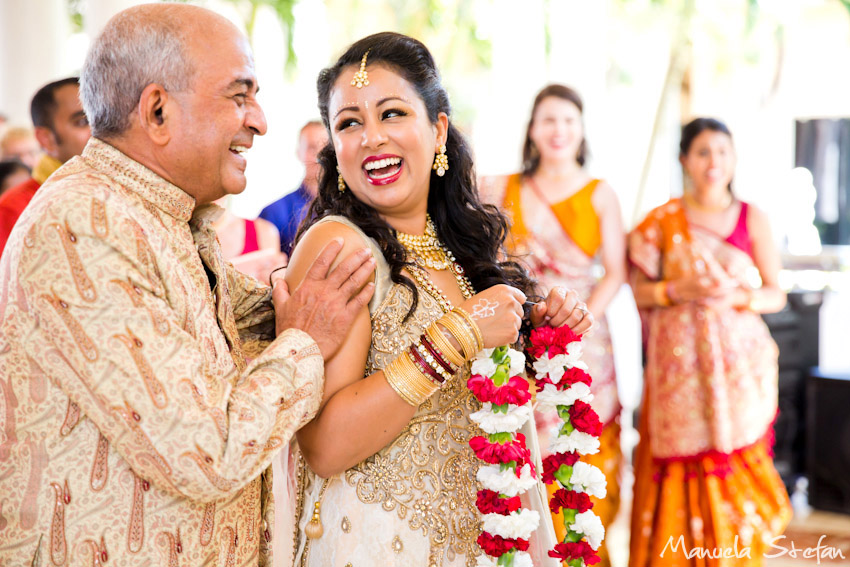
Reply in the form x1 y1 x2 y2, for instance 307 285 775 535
628 118 791 567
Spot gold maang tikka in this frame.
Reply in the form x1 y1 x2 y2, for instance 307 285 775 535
351 51 370 88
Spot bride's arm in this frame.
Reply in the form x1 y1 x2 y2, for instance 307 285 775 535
287 221 418 478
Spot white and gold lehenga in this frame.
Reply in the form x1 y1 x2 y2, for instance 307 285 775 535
290 216 557 567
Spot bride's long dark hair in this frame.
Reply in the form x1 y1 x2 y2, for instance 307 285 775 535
297 32 536 319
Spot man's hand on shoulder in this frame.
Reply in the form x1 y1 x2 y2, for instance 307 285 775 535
272 238 375 360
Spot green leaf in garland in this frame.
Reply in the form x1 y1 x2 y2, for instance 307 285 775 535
497 548 516 566
489 432 513 444
559 420 575 436
554 464 573 487
491 367 508 387
492 403 510 414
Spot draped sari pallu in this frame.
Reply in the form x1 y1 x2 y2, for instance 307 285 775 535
494 174 622 566
628 199 791 567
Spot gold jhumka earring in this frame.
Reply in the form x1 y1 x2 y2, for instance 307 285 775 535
336 166 346 192
351 51 370 88
432 144 449 177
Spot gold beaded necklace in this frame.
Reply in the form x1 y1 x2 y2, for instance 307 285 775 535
397 215 475 312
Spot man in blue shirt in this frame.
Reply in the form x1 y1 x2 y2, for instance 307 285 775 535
259 120 326 255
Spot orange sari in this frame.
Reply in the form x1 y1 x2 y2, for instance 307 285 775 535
628 199 791 567
489 173 622 566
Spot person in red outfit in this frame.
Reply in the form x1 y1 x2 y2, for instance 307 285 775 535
0 77 91 257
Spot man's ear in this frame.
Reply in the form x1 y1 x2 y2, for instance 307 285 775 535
33 126 58 157
137 83 172 146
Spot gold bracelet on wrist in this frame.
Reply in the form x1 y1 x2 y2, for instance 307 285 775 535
745 288 758 311
425 324 465 367
437 312 479 359
451 307 484 351
384 353 438 406
653 281 672 307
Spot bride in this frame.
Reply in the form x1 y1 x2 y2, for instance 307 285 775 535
284 32 593 567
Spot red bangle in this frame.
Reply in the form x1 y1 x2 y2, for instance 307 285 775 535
408 345 444 384
420 333 455 375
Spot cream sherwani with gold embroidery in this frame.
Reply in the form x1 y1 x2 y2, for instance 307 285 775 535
0 138 324 566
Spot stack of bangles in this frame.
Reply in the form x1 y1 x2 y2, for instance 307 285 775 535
384 307 484 406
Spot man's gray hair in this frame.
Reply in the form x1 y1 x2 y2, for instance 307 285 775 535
80 5 196 138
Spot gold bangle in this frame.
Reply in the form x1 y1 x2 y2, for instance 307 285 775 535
425 324 465 367
384 357 418 406
384 353 438 406
400 354 439 400
653 281 671 307
437 312 478 359
451 307 484 351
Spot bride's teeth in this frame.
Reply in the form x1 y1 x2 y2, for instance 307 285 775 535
230 145 248 153
364 157 401 171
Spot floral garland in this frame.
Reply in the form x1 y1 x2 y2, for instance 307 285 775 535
468 346 539 567
528 325 607 567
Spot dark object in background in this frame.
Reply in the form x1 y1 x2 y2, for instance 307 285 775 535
806 367 850 514
762 290 823 493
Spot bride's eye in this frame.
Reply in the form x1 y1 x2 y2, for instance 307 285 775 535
382 108 407 120
336 117 360 131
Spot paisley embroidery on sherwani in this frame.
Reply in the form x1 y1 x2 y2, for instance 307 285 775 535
200 502 216 547
91 197 109 238
218 526 238 567
111 277 170 336
112 329 168 409
39 292 98 362
155 530 180 567
24 221 37 248
90 433 110 492
47 221 97 302
49 481 70 565
344 285 483 564
123 218 161 294
109 401 174 480
82 535 109 566
59 400 81 437
181 379 228 440
127 473 146 553
180 445 237 493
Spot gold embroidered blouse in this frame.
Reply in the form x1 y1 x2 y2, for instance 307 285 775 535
0 138 324 566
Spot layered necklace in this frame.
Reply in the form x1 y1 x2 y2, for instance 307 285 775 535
397 214 474 312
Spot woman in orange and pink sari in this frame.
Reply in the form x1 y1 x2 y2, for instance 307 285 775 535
628 118 792 567
482 84 626 566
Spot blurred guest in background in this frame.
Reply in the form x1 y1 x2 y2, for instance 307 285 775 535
0 159 31 197
259 120 326 256
0 77 90 256
481 83 625 566
0 126 41 169
213 197 287 282
628 117 791 566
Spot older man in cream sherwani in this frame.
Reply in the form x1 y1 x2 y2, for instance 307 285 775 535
0 4 375 566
